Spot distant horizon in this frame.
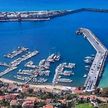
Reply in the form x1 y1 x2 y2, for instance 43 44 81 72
0 0 108 11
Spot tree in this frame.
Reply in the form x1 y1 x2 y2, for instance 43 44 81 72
101 88 108 97
28 88 34 94
0 99 10 107
34 100 45 108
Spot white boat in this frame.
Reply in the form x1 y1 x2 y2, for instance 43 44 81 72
84 59 92 64
57 78 73 83
83 74 87 78
85 65 90 68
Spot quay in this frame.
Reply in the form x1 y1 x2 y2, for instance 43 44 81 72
76 28 108 92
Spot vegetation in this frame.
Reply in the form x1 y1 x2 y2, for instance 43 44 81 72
98 103 108 108
101 88 108 97
75 103 93 108
0 99 10 107
34 101 46 108
1 82 108 108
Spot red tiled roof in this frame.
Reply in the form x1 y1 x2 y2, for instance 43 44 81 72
0 96 5 100
79 95 96 99
43 104 53 108
58 99 66 104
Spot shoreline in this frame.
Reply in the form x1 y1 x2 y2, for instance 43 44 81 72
99 64 108 88
0 78 76 90
1 8 108 22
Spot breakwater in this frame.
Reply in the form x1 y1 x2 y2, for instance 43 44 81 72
76 28 108 92
1 8 108 22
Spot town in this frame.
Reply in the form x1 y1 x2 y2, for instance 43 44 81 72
0 28 108 108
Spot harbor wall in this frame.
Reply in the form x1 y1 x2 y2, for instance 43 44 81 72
76 28 108 91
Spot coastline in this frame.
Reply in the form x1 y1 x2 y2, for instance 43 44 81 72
1 8 108 22
99 64 108 88
0 78 76 90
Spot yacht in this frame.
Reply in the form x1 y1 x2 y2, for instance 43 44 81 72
83 74 87 78
57 78 73 83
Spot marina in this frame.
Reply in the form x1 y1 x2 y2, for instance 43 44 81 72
0 50 39 77
0 6 108 88
13 53 61 84
76 28 108 91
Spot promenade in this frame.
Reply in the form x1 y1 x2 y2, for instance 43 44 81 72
76 28 108 91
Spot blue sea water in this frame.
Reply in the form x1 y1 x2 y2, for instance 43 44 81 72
0 0 108 87
0 0 108 11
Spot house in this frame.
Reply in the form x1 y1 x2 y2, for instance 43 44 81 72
43 104 54 108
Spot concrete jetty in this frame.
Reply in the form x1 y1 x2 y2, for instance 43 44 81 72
76 28 108 92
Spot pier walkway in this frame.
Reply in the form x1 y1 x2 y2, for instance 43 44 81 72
76 28 108 91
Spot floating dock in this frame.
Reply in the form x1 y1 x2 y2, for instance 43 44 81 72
52 63 75 86
10 50 39 67
0 67 17 77
0 62 9 67
76 28 108 92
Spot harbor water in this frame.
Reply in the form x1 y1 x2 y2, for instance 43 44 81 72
0 0 108 87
